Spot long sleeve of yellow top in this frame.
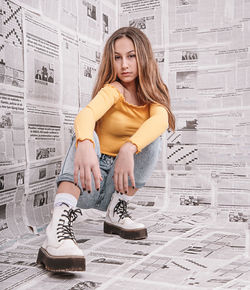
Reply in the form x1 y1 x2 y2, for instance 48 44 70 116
74 84 169 156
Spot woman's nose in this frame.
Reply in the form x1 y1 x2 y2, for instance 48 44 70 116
121 58 128 69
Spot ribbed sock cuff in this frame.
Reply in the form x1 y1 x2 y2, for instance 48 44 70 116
54 193 78 208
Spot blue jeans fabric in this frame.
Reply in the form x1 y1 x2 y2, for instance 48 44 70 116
57 132 161 211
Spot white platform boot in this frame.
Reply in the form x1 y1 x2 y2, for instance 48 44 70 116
104 192 147 240
36 203 85 271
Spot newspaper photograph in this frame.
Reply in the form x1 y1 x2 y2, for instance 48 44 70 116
168 45 198 72
24 11 60 105
168 70 198 111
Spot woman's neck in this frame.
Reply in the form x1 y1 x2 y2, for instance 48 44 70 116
120 80 144 106
120 81 137 97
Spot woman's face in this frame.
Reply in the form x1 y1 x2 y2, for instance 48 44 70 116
114 37 138 85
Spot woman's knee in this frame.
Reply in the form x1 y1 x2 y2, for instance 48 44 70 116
135 137 161 164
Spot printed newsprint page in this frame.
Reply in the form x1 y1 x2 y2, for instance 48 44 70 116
0 89 26 167
77 0 101 42
0 166 30 239
24 11 60 106
17 0 40 10
26 104 63 164
40 0 60 22
119 0 164 47
24 103 63 233
78 38 100 108
0 0 24 87
60 0 78 31
23 159 61 234
101 0 117 42
60 31 79 108
61 109 77 155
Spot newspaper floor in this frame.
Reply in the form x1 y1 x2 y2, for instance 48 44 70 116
1 187 250 290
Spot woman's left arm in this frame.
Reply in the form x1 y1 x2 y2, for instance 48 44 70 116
113 142 137 194
128 104 169 153
113 104 168 193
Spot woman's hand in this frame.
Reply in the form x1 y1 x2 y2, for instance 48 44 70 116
74 140 102 193
113 142 137 193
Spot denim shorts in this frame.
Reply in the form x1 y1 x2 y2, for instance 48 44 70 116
57 132 161 211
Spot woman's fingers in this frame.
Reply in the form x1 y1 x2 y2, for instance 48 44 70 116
73 164 79 185
128 171 136 189
114 165 135 193
79 166 86 191
75 163 102 193
92 166 101 191
84 167 92 192
118 173 124 193
123 172 128 193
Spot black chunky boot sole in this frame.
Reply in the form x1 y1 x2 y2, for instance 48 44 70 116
36 247 86 272
104 221 147 240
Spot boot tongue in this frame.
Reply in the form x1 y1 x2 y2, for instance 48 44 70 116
114 199 131 221
57 206 81 242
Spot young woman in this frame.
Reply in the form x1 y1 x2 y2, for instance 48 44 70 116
37 27 175 272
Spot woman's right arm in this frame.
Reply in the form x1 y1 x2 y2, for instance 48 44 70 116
74 82 123 146
74 139 102 193
73 83 123 192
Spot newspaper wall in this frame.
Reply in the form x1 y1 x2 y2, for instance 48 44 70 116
0 0 118 238
0 0 250 288
165 0 250 228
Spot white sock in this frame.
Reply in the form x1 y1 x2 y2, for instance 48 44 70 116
117 192 133 202
54 193 77 208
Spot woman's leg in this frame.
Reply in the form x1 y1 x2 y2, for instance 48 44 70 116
37 132 101 272
101 137 162 240
129 136 162 192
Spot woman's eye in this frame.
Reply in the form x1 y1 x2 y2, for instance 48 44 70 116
115 55 120 60
129 54 136 58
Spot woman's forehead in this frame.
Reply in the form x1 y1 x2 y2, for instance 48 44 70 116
114 37 135 53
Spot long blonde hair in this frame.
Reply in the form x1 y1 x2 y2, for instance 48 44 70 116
92 27 175 131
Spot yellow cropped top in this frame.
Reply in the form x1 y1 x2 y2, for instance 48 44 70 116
74 84 169 156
